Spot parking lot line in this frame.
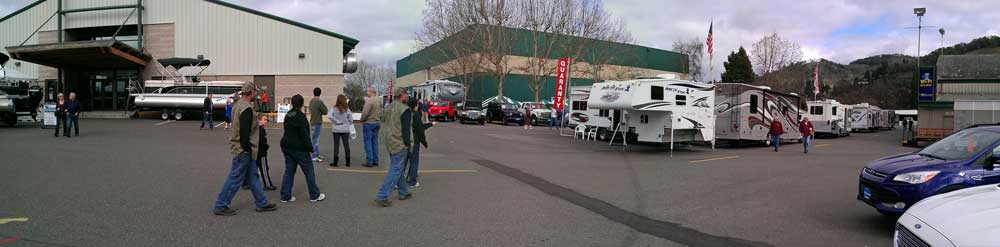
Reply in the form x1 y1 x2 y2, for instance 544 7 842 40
154 120 174 126
816 144 833 147
215 122 225 128
688 156 740 163
0 217 28 225
327 168 478 173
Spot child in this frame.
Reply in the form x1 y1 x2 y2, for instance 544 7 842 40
243 114 276 190
224 98 234 130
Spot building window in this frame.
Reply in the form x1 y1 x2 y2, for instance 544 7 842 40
640 115 649 124
650 86 664 100
675 95 686 106
572 101 588 111
750 95 759 114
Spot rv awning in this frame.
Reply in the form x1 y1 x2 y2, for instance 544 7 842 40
5 40 150 69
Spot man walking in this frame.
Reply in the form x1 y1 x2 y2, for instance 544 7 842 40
800 117 815 154
201 93 214 130
65 92 81 137
309 88 328 163
279 94 325 203
359 88 382 167
212 82 277 216
374 89 413 207
406 99 435 187
767 119 784 152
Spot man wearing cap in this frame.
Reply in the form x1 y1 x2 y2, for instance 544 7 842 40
359 87 382 167
374 88 413 207
213 82 277 216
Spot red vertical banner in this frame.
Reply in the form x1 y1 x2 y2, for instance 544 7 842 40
388 80 394 102
552 58 569 111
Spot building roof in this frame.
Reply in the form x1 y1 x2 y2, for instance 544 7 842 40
936 55 1000 81
397 24 688 77
0 0 359 53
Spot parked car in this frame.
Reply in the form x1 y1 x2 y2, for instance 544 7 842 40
895 183 1000 247
486 102 523 125
857 124 1000 216
428 100 456 121
521 102 552 126
458 100 485 125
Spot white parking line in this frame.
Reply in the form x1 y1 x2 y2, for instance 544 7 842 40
154 120 174 126
215 122 225 128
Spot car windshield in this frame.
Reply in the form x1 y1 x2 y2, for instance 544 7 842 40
918 128 1000 161
432 101 448 107
463 101 481 110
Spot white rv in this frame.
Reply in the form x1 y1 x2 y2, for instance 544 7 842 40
714 83 803 145
567 85 610 131
587 77 715 147
805 99 850 137
849 103 878 132
407 80 466 103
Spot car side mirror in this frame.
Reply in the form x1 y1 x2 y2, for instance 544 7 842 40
987 152 1000 171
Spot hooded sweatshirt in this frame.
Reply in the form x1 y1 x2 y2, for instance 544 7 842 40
280 108 313 152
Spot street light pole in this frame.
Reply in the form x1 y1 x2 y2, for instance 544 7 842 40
939 28 946 55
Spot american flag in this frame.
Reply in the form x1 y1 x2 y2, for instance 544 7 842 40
813 63 820 96
706 21 713 57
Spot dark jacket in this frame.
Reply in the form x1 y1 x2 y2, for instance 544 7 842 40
408 100 433 147
203 97 212 112
55 100 66 117
66 100 81 115
768 120 784 136
258 127 269 158
280 109 313 153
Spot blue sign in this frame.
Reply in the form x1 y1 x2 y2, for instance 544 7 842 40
918 68 935 101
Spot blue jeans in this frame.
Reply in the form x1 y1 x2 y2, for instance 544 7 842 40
214 153 268 210
66 115 79 135
771 134 781 151
201 112 213 129
311 124 322 159
376 150 410 200
280 150 322 201
363 123 380 164
802 135 811 153
406 144 420 185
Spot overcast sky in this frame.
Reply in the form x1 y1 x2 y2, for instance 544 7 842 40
3 0 999 80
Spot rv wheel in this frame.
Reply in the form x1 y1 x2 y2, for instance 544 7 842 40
173 111 184 121
597 128 609 141
161 111 170 120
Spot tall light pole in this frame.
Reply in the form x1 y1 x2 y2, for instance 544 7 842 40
906 7 935 106
939 28 946 55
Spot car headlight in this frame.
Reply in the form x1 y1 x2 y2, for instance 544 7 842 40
892 171 940 184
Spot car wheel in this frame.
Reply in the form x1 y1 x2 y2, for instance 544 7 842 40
173 111 184 121
531 116 537 126
161 110 170 120
479 120 485 125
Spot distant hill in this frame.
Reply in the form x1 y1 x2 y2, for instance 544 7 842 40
755 35 1000 109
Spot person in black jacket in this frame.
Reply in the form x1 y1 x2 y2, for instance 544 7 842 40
279 94 325 203
65 92 82 137
243 114 276 190
201 93 214 130
54 93 66 137
405 99 435 187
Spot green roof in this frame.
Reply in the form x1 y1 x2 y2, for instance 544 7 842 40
397 25 688 77
1 0 359 53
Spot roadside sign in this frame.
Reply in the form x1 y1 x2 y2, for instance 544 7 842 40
276 103 290 123
918 67 935 101
553 58 568 111
43 102 56 127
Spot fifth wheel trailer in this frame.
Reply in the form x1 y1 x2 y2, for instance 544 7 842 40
714 83 803 145
587 76 715 148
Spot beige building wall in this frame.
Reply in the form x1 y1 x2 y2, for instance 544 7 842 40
396 54 685 87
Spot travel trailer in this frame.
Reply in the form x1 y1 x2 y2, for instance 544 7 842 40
407 80 466 103
849 103 878 132
586 76 715 148
876 109 896 130
805 99 851 137
714 83 803 145
130 58 245 120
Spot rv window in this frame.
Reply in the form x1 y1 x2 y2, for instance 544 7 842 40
810 106 823 115
675 95 686 106
832 106 838 115
599 109 609 117
650 86 664 100
750 95 759 114
572 101 588 111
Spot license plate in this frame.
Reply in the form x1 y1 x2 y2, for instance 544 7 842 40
863 187 872 200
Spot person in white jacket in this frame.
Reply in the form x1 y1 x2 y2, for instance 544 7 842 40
328 94 354 167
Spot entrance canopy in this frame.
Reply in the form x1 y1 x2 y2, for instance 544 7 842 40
5 40 150 69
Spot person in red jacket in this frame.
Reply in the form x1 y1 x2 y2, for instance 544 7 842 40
800 117 815 154
767 119 784 152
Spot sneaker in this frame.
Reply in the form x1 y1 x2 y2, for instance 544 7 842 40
409 182 420 188
263 186 277 191
213 207 238 216
255 203 277 212
312 157 323 162
310 193 326 202
399 193 413 201
374 199 392 207
280 196 296 203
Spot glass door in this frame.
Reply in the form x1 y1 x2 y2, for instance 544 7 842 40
91 77 113 110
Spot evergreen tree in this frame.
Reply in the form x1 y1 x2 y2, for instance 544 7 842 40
721 46 756 83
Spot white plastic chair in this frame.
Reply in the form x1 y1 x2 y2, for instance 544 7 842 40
586 127 598 140
574 125 587 139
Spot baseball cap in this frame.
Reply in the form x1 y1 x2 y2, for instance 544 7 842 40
242 82 257 94
393 87 407 97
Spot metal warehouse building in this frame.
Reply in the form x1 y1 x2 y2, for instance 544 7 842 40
0 0 357 115
917 55 1000 140
395 25 689 102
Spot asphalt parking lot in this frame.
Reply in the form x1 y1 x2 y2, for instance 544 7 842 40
0 119 916 246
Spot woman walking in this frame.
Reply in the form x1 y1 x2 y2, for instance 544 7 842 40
328 94 353 167
53 93 66 137
279 94 325 203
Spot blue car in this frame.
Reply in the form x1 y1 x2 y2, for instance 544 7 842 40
858 125 1000 215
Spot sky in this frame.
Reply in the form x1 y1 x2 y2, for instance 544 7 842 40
3 0 999 81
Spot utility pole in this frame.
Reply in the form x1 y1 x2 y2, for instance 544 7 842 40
906 8 934 106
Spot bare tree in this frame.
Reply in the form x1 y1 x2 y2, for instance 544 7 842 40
673 38 705 82
515 0 574 102
416 0 486 94
344 61 394 96
751 32 802 83
565 0 634 83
